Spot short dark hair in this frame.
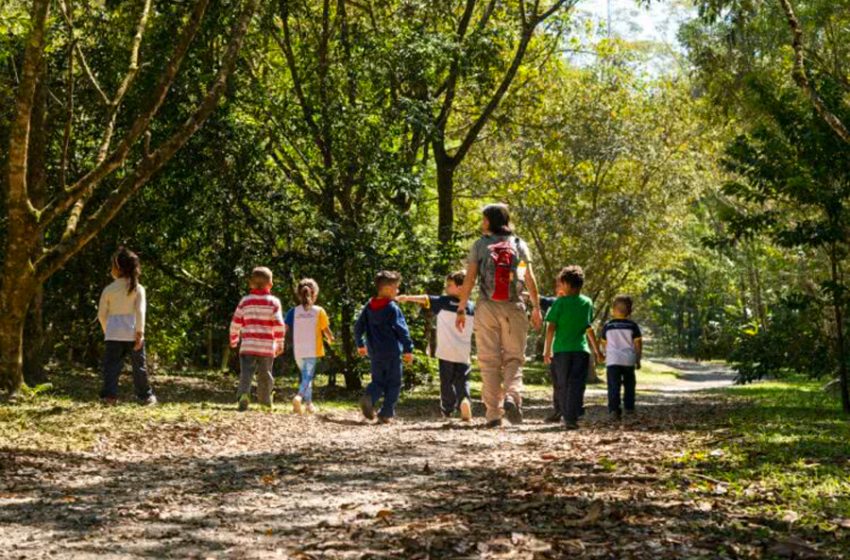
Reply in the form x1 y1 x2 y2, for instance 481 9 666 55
445 270 466 286
375 270 402 290
483 203 512 236
558 265 584 290
613 294 633 316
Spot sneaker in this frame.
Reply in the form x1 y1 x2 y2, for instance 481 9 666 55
305 402 317 414
377 416 394 425
237 393 249 412
459 398 473 422
292 395 303 415
544 412 562 423
609 410 622 421
563 420 579 431
359 395 375 420
485 418 503 429
140 395 157 407
504 399 523 424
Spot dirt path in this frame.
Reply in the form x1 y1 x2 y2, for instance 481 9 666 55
0 362 834 559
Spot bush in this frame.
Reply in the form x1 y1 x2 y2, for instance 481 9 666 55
730 294 837 382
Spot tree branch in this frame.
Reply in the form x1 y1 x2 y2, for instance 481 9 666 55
6 0 50 218
778 0 850 144
37 0 212 231
452 0 574 164
35 0 259 282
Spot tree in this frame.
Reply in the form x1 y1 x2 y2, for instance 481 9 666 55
0 0 260 394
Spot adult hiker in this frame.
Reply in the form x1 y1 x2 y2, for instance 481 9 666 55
455 203 543 427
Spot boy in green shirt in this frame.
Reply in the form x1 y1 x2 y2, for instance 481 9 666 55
543 266 604 430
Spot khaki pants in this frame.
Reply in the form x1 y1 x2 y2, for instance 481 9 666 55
474 299 529 421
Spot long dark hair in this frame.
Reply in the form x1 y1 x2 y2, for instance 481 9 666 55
483 203 513 236
297 278 319 309
113 247 141 294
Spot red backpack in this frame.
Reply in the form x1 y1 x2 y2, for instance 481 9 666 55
483 237 521 301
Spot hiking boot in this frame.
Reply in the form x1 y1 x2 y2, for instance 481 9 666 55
563 420 579 431
101 397 118 406
609 410 622 421
359 395 375 420
237 393 250 412
377 416 394 425
544 412 562 423
459 398 473 422
485 418 503 429
140 395 157 407
305 402 317 414
504 399 523 424
292 395 303 415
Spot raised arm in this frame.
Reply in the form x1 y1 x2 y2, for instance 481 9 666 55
396 294 430 307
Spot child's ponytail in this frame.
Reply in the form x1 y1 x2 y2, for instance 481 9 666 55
113 246 141 295
297 278 319 309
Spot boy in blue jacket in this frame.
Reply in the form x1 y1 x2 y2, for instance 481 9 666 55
355 270 415 424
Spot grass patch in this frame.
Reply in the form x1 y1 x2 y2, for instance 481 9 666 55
677 378 850 531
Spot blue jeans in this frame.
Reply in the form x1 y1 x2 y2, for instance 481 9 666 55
101 341 153 401
296 357 319 402
607 365 636 413
365 357 402 418
438 359 471 415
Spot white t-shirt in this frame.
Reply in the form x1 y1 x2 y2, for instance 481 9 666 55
285 305 330 360
429 296 474 364
601 319 643 367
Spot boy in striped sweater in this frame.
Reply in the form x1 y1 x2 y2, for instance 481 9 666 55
229 267 286 411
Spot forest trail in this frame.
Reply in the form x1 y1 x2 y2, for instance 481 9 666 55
0 362 836 559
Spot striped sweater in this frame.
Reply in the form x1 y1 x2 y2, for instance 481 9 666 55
229 289 286 357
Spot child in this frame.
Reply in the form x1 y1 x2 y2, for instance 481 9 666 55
538 280 566 423
355 270 414 424
543 266 604 430
397 270 475 421
285 278 334 414
229 267 285 411
600 295 643 419
97 247 156 406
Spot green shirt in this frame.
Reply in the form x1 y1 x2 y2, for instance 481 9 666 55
545 294 594 354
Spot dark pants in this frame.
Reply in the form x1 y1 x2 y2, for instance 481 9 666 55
549 362 561 416
438 359 471 415
553 351 589 423
101 341 153 401
607 365 636 413
238 354 275 405
366 357 403 418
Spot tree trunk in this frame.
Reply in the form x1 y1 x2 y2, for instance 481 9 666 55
436 154 456 247
0 270 35 394
340 302 361 390
829 246 850 414
23 288 46 385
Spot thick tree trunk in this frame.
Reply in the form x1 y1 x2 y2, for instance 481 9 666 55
0 269 35 394
436 155 456 247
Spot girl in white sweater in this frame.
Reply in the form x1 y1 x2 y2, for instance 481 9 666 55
97 247 156 405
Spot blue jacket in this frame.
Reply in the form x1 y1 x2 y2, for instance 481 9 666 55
354 298 414 360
